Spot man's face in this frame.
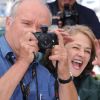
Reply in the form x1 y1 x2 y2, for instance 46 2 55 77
5 0 51 52
58 0 75 6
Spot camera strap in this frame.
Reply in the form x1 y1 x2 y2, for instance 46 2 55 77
54 61 59 100
6 52 16 65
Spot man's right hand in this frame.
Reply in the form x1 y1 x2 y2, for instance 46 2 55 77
17 32 39 65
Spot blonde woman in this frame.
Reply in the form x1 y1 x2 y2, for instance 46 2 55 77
42 25 100 100
63 25 100 100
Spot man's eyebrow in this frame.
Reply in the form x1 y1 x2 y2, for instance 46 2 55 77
21 19 33 23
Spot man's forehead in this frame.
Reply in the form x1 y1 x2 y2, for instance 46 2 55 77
18 0 46 9
16 0 51 17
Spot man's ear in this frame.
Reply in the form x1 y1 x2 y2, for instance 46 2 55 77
5 17 13 31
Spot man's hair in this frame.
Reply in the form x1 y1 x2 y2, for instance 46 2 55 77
9 0 52 20
9 0 23 17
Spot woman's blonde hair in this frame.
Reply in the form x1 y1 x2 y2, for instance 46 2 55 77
63 25 96 49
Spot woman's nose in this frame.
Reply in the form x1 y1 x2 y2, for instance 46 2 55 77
78 49 85 57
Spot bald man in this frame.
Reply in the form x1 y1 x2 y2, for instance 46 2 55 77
0 0 78 100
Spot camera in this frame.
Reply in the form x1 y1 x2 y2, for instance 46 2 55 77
33 26 58 53
57 4 79 27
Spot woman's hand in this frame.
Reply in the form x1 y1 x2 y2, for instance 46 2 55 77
49 29 73 79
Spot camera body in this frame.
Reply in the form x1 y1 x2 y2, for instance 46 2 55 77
57 4 79 27
33 26 58 53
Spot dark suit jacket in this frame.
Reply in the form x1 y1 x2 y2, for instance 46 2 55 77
48 1 100 38
78 75 100 100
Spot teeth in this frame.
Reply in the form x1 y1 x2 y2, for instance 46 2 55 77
73 60 82 64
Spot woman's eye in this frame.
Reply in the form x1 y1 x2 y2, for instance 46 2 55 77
85 50 91 54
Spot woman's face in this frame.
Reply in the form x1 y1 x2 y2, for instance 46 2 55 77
65 33 92 77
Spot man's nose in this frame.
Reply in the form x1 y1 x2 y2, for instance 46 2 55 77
31 26 37 33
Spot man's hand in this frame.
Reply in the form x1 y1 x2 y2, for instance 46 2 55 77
17 32 39 65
